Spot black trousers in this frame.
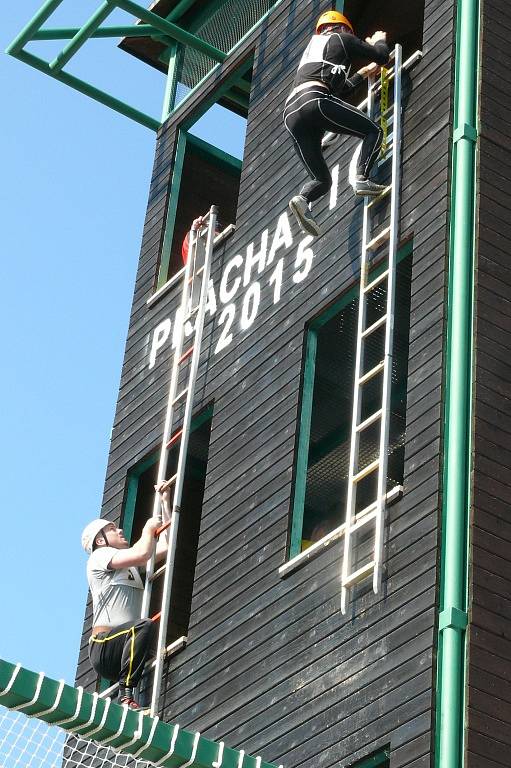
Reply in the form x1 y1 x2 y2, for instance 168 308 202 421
89 619 156 690
283 87 383 203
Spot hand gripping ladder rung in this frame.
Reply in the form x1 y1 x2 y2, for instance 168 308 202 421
139 206 218 715
341 46 403 615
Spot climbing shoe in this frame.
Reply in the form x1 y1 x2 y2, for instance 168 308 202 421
353 176 387 197
289 195 321 237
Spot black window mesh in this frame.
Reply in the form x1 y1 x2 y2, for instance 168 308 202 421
173 0 277 106
301 257 411 545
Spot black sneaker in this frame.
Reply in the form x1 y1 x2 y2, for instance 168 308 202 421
289 195 321 237
354 176 387 197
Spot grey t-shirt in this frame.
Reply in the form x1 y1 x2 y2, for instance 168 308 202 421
87 546 144 627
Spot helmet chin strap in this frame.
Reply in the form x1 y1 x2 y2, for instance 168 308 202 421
97 527 110 548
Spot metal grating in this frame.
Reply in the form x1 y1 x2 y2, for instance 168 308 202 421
174 0 276 106
302 258 411 542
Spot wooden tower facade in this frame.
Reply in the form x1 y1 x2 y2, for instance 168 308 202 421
28 0 504 765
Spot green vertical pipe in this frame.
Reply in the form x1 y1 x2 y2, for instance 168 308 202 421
49 1 111 71
161 42 180 121
436 0 479 766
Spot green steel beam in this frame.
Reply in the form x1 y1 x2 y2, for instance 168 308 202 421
161 42 180 122
222 88 250 112
167 0 200 22
108 0 227 63
6 0 63 54
7 0 282 129
32 24 171 40
50 1 111 72
187 132 242 171
0 659 280 768
12 49 160 131
435 0 479 766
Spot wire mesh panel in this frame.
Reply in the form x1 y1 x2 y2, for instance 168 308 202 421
173 0 277 107
0 706 152 768
301 256 412 547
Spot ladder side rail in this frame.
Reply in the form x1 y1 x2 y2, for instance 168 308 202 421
150 206 217 717
373 44 403 593
140 229 196 619
340 74 376 615
172 209 216 515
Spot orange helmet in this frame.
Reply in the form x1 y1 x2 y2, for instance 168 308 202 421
316 10 354 34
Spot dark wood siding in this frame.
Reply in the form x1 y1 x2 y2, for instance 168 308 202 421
468 0 511 765
77 1 456 765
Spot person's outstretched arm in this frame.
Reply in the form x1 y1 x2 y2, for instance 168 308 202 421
109 517 160 569
343 30 390 65
153 480 172 562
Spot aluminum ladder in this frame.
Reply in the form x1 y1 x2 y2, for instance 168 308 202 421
140 206 218 715
340 46 403 615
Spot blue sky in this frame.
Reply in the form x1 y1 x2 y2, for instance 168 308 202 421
1 1 245 685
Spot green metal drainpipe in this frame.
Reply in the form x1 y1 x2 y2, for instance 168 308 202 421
436 0 480 766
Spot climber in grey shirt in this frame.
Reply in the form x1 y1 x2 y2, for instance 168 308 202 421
81 481 171 710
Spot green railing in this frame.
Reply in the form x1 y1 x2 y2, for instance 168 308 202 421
6 0 283 130
0 658 281 768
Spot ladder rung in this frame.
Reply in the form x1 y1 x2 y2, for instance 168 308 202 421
352 458 380 484
179 345 194 364
356 408 383 432
364 269 389 293
188 265 205 283
156 519 172 538
167 429 182 448
351 507 378 533
343 560 375 588
366 226 391 251
151 611 161 622
149 564 166 583
358 361 385 385
367 187 392 208
172 388 188 405
361 314 387 338
155 474 177 499
379 143 394 159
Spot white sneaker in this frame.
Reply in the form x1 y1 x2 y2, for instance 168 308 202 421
289 195 321 237
354 176 387 197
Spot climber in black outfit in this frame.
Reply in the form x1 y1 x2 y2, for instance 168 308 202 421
284 10 390 237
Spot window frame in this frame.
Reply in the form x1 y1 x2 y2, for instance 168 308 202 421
156 130 242 290
347 747 390 768
155 54 253 292
288 240 413 563
121 403 214 543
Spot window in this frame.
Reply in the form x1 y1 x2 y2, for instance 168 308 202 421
122 405 213 644
347 747 390 768
155 55 253 289
157 129 244 287
342 0 425 60
289 244 412 559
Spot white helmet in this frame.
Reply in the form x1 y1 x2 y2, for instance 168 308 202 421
81 519 110 554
